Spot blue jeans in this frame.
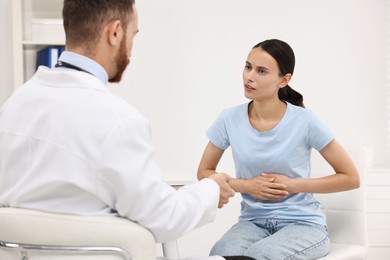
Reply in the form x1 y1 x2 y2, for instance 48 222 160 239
210 219 329 260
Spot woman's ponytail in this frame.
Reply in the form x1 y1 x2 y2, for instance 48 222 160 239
278 85 304 108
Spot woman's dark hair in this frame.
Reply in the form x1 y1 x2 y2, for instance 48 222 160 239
253 39 304 108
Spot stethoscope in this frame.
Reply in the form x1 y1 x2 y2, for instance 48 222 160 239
55 61 92 75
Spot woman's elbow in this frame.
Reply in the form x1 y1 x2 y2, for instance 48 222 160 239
354 175 361 189
349 171 361 190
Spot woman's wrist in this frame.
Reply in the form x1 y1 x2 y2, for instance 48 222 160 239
197 170 216 180
229 178 248 193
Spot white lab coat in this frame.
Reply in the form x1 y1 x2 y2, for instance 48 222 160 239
0 67 219 242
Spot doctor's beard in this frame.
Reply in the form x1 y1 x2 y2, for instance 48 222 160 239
109 35 130 83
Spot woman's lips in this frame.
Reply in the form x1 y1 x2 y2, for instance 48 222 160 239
245 84 256 91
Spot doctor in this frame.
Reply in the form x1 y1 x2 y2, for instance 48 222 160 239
0 0 235 243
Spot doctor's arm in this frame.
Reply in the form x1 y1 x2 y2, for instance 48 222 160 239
96 119 235 242
197 141 288 201
264 139 360 194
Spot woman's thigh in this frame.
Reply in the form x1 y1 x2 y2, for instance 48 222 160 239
210 221 269 256
244 221 330 260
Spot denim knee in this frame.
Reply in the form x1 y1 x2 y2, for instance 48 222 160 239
210 221 263 256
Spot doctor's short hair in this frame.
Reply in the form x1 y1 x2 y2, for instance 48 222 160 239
63 0 135 51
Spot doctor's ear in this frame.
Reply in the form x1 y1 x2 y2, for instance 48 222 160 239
107 20 123 46
279 73 292 88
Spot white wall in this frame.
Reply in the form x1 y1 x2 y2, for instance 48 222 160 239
0 0 14 104
1 0 388 258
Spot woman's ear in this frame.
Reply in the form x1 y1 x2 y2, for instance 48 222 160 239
107 20 123 46
279 73 292 88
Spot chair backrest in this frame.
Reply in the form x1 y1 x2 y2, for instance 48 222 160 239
0 208 157 260
311 146 369 247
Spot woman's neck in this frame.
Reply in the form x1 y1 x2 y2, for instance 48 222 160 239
248 99 287 132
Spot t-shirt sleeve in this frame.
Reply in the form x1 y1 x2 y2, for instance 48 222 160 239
206 110 230 150
307 111 334 151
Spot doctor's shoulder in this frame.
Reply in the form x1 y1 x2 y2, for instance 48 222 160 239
101 92 150 126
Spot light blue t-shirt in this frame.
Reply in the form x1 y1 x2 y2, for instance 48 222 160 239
206 102 334 225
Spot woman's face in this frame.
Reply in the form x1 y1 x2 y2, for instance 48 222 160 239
242 47 288 101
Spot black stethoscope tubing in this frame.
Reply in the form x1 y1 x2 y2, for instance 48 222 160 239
55 61 92 75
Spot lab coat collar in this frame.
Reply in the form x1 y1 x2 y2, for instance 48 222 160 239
32 66 110 93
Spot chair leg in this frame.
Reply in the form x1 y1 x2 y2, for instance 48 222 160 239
162 240 180 259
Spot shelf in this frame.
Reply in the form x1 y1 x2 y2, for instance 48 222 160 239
12 0 63 88
23 41 65 46
163 172 196 187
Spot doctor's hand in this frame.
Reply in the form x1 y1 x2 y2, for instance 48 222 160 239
246 174 289 201
208 173 235 208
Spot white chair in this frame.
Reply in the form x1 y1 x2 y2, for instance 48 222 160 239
311 147 369 259
0 207 157 260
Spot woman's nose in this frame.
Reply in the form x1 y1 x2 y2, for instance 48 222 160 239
244 70 254 82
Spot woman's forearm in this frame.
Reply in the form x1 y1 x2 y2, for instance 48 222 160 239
289 173 360 194
263 171 360 194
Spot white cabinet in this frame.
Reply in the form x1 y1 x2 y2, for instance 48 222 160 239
12 0 64 88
